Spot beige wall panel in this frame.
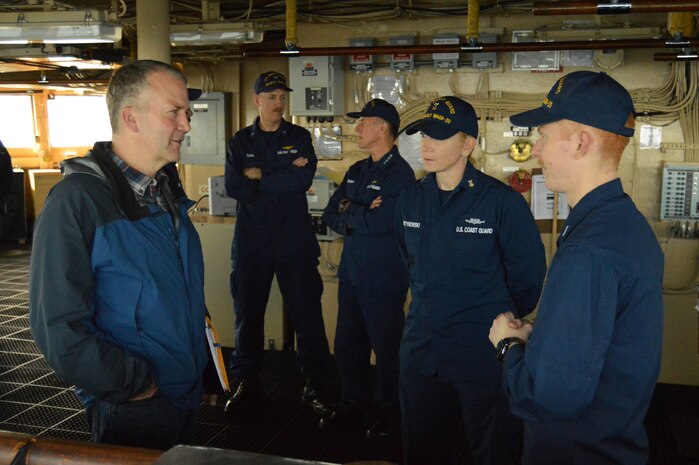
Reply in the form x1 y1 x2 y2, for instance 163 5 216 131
182 11 697 384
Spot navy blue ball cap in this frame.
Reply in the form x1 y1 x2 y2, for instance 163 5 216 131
254 71 293 94
187 88 202 101
510 71 635 137
347 98 400 128
404 96 479 140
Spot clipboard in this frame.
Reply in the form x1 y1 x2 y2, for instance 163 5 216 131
204 316 230 394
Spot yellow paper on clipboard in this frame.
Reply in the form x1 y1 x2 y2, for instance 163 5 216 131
205 316 230 393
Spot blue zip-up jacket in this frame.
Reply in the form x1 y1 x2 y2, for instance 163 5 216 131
395 161 546 383
29 142 208 410
323 146 415 290
502 179 664 465
225 118 319 265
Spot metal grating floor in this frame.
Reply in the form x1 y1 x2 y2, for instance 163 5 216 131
1 243 699 464
0 244 405 463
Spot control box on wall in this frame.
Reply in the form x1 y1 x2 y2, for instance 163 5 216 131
289 56 345 117
180 92 231 165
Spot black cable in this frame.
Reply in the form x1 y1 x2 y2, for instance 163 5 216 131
188 194 209 214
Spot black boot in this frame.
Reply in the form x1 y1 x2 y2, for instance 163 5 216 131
224 377 263 416
301 380 334 418
366 406 401 440
318 398 366 431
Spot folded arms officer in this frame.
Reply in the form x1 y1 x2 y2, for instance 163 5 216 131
224 71 334 417
322 99 415 439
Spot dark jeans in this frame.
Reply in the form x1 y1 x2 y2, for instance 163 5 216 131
85 391 197 450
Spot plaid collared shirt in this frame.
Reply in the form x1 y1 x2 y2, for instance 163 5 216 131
107 149 171 212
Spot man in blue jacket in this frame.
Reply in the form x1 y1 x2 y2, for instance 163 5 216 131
321 99 415 439
490 71 664 465
224 71 333 417
396 96 547 465
29 60 209 450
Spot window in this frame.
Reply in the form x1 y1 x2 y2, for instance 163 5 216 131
0 94 36 148
47 95 111 147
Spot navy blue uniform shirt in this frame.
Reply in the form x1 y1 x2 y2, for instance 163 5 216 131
395 161 546 383
225 118 320 264
323 146 415 290
502 179 664 465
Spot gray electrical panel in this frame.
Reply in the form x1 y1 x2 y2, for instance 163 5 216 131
180 92 231 165
349 38 377 71
289 56 345 117
660 162 699 221
390 36 416 71
208 175 237 216
473 34 498 69
432 34 460 70
306 176 338 241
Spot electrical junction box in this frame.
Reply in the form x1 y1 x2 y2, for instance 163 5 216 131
512 31 560 71
289 56 345 117
208 175 237 216
472 34 498 69
432 33 460 70
390 36 415 72
306 176 338 241
349 38 377 72
180 92 231 165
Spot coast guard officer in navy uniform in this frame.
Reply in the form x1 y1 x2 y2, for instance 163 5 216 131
224 71 333 418
395 96 546 465
321 99 415 439
490 71 663 465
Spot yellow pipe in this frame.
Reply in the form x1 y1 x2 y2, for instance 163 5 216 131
467 0 480 42
667 12 696 39
285 0 297 50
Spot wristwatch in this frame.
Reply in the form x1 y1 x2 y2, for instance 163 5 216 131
495 337 526 363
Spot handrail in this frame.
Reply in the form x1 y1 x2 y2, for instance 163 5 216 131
0 431 162 465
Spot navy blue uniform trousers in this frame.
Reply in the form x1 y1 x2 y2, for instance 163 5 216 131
230 249 330 386
400 361 522 465
335 282 406 408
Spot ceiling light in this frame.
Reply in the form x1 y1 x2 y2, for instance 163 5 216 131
0 10 121 45
170 22 263 46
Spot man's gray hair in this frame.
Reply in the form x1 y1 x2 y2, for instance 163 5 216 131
106 60 187 133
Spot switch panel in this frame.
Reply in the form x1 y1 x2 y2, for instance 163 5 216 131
305 87 328 111
660 162 699 221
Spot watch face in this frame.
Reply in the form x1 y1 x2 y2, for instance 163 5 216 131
496 337 524 362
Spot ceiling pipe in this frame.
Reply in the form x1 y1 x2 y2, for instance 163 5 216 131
654 52 699 61
285 0 297 50
244 37 699 58
667 12 696 39
532 1 699 16
466 0 479 43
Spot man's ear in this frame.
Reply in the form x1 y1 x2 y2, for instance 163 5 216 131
121 106 139 133
252 93 260 107
574 129 592 159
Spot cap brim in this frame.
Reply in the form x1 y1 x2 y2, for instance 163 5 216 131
258 85 293 93
509 106 561 128
404 119 459 140
346 111 365 119
188 88 203 101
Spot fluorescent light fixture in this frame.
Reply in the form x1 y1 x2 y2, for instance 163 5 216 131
0 10 121 45
170 22 263 46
